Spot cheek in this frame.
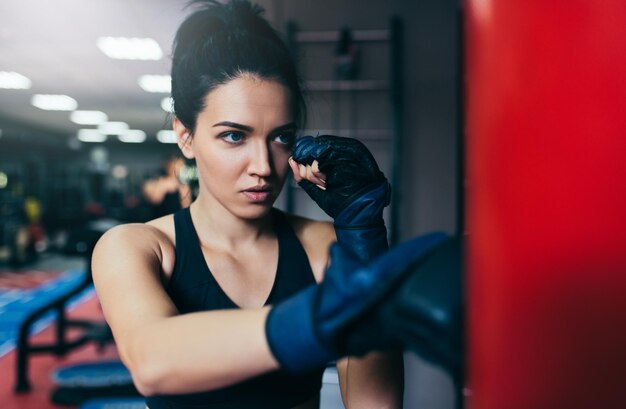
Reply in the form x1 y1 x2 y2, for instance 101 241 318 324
196 148 244 186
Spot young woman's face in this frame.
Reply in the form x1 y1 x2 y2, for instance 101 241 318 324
177 75 296 219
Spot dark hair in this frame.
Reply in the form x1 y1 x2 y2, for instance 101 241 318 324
171 0 305 133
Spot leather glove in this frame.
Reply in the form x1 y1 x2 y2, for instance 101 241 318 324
265 231 449 373
384 236 463 375
348 236 464 376
292 135 391 262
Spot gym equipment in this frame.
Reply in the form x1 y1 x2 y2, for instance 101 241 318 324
50 361 141 406
51 383 141 406
14 219 119 392
466 1 626 407
52 360 133 387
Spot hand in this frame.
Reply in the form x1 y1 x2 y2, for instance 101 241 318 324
289 157 327 191
290 135 391 261
290 135 389 220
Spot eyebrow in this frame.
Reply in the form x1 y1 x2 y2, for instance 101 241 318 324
212 121 296 133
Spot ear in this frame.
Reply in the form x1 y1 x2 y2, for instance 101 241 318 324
174 117 194 159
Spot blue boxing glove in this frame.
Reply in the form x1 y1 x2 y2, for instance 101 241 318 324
292 135 391 262
345 236 465 405
265 231 449 373
349 236 464 376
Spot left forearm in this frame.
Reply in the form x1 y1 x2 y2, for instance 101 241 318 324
338 351 404 408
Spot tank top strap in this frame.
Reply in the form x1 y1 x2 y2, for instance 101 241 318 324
170 207 209 289
268 208 317 304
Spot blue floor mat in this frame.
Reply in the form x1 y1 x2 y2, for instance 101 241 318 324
0 269 93 358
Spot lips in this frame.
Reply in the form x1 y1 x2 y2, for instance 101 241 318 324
242 185 273 203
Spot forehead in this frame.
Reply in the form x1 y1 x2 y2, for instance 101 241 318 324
201 76 293 124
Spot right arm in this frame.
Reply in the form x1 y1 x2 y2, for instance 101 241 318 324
92 224 280 396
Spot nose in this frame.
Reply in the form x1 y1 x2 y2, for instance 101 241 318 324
248 139 272 178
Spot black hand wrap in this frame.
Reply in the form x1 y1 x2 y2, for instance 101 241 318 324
292 135 391 261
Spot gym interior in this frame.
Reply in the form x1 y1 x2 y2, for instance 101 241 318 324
1 1 625 409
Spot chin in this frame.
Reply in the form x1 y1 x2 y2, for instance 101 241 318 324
235 203 275 220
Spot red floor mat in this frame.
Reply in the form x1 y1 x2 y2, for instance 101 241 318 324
0 271 62 290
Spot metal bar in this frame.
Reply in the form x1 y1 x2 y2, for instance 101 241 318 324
389 17 403 246
300 129 393 141
294 29 390 43
304 80 389 92
456 5 466 238
55 303 67 354
14 271 91 392
455 5 466 409
28 337 91 353
285 20 298 215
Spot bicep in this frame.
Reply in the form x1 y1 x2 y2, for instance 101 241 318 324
92 225 177 362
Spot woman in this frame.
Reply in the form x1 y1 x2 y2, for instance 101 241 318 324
93 1 404 408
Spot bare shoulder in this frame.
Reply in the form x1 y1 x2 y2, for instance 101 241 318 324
95 222 165 250
284 213 336 283
93 215 176 281
91 219 181 362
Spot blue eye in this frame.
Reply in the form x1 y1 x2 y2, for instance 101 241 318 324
221 131 244 144
273 133 295 146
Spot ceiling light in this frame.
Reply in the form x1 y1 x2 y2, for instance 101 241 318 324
97 37 163 60
31 94 78 111
118 130 146 143
161 97 174 112
0 71 31 89
70 110 108 125
98 121 129 135
157 130 177 144
139 75 171 93
78 129 107 143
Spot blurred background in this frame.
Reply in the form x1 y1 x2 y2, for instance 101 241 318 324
0 1 461 408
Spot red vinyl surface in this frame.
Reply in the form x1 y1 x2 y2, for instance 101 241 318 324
465 1 626 408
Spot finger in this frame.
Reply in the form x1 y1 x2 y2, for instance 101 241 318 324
311 161 326 185
305 166 326 188
299 164 308 181
289 157 303 182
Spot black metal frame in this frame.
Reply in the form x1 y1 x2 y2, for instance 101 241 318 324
14 253 112 393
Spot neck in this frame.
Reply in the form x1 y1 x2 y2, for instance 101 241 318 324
189 193 274 252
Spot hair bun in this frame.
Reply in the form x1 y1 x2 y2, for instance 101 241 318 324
185 0 273 39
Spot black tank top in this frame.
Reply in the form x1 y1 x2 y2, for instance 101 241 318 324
145 208 324 409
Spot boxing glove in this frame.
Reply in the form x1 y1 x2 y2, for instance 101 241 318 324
265 231 449 373
292 135 391 262
375 238 464 372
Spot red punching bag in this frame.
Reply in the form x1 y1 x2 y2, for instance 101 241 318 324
466 1 626 408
